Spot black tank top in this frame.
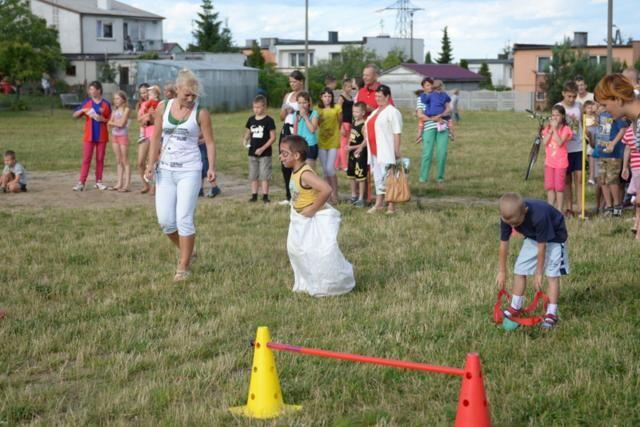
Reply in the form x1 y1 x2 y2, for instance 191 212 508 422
341 95 353 124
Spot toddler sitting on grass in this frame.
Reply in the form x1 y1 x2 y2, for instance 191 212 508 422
1 150 27 193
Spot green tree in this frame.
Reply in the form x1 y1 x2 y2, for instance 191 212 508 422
478 62 493 89
246 41 265 69
188 0 234 52
634 58 640 73
543 41 625 107
258 63 289 107
459 59 469 69
306 45 380 99
425 51 433 64
0 0 65 82
382 49 406 70
436 26 453 64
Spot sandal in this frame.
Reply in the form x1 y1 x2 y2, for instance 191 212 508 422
118 188 130 193
540 313 558 329
173 270 191 282
189 252 198 267
367 207 384 214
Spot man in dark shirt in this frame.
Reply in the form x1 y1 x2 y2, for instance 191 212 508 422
496 193 569 329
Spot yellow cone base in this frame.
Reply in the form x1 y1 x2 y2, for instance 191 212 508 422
229 403 302 419
229 326 301 419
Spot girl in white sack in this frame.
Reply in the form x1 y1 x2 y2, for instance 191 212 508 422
279 135 355 297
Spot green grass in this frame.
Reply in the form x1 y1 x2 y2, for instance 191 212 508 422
1 103 639 425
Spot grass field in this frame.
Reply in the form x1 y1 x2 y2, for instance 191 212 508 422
1 96 639 426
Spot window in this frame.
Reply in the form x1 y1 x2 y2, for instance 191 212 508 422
537 56 550 73
599 56 607 64
589 56 598 66
66 65 76 76
330 52 341 62
96 20 114 39
289 52 314 68
536 91 546 101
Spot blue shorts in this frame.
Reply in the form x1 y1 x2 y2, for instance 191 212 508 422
306 144 319 160
567 151 583 173
514 238 570 278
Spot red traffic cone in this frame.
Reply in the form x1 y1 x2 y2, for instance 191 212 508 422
454 353 491 427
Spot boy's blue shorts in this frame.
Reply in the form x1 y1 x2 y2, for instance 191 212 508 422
514 238 569 278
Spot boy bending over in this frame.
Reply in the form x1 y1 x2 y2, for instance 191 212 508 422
496 193 569 329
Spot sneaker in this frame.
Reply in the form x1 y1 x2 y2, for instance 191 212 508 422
588 179 596 186
613 205 623 217
263 196 271 204
353 199 365 208
540 313 558 329
73 182 84 192
503 306 522 319
278 199 291 206
206 186 221 198
349 196 358 204
198 188 204 197
602 207 613 218
94 182 107 191
249 194 257 203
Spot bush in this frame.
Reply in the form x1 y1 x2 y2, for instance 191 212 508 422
258 64 289 107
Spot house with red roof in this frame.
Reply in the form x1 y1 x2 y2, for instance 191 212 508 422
380 63 485 108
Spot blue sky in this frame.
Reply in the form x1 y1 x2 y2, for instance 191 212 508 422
130 0 639 60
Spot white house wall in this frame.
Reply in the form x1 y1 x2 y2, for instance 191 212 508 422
468 63 512 88
31 0 81 54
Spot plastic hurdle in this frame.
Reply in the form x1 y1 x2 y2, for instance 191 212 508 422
230 327 491 426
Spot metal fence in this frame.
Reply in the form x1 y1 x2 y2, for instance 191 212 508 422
457 90 534 112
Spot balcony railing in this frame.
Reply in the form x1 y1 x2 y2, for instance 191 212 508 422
123 39 163 53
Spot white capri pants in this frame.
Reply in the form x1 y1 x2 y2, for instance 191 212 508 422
318 148 337 177
155 168 201 236
370 154 393 195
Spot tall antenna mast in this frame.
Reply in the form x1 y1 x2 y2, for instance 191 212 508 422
377 0 423 39
377 0 424 61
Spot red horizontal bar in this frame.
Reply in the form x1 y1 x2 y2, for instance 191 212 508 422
267 342 464 377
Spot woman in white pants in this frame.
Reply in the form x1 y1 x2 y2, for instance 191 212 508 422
145 69 216 281
365 84 403 214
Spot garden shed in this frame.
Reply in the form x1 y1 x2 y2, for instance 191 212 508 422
136 59 258 111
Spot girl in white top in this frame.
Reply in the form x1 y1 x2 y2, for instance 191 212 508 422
365 84 403 214
278 70 304 205
145 69 217 282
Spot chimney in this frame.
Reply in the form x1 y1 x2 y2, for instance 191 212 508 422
97 0 112 10
328 31 338 43
572 32 588 48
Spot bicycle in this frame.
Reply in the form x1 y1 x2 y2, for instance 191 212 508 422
524 109 549 181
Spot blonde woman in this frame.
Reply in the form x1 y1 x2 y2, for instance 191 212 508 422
145 69 217 281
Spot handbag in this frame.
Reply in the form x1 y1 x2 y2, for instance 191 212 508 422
384 163 411 203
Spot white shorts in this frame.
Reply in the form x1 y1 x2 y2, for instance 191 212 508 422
514 238 569 278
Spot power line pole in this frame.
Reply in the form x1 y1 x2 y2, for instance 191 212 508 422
304 0 309 91
606 0 613 74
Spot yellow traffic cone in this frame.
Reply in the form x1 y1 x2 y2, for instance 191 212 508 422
230 326 301 419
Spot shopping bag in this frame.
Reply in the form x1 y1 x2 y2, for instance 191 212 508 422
384 163 411 203
286 206 355 297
